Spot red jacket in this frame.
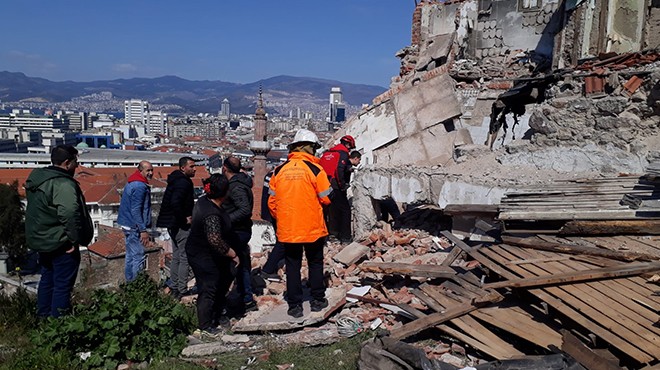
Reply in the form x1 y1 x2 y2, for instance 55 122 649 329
268 152 332 243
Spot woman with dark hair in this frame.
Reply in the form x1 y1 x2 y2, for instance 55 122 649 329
185 174 239 336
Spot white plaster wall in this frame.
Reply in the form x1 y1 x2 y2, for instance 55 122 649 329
391 175 429 204
350 101 399 166
359 171 391 199
438 181 513 208
394 73 462 138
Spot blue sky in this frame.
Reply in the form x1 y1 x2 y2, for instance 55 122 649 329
1 1 415 87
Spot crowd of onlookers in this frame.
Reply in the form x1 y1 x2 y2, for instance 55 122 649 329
25 129 376 337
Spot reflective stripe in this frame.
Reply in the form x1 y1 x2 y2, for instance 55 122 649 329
318 188 332 198
269 189 276 196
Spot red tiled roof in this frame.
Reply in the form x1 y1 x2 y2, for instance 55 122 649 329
88 225 160 258
87 225 126 258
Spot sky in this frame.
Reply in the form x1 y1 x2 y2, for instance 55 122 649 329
1 1 416 88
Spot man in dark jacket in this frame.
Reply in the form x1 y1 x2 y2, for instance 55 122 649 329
222 156 256 312
259 169 283 281
320 135 356 243
157 157 196 298
25 145 93 318
117 160 153 282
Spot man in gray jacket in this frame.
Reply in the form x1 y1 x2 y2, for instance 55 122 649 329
25 145 93 318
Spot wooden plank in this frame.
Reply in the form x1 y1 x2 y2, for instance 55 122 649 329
389 291 503 340
440 230 516 279
510 246 660 336
418 284 526 358
421 283 560 351
478 245 654 363
484 260 660 289
502 235 660 262
559 220 660 236
506 256 572 265
492 245 660 359
359 261 457 279
440 246 463 267
561 329 621 370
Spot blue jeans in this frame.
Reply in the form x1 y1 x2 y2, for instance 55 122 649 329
234 230 254 304
37 246 81 318
123 228 145 282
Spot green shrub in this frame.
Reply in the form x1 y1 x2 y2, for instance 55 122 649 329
0 288 37 332
31 273 196 369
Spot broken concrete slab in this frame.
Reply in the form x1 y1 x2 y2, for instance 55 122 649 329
181 341 237 357
232 287 346 332
333 242 371 266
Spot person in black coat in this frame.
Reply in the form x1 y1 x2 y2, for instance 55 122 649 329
221 156 256 312
157 157 196 298
186 174 239 335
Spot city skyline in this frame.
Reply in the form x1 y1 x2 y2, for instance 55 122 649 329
1 1 415 88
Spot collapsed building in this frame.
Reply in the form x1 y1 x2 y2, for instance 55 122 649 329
126 1 660 369
325 0 660 239
297 1 660 369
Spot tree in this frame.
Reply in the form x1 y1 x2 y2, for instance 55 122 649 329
0 181 27 262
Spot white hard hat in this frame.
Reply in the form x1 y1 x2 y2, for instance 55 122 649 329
289 129 321 149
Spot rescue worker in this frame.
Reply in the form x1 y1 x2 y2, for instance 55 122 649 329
268 129 333 318
319 135 356 243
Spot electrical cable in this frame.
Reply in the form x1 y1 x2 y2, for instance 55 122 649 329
336 316 363 337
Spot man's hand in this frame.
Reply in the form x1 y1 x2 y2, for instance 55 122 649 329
140 231 150 246
186 216 192 224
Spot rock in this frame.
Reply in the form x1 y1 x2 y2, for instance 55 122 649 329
440 353 466 368
528 110 557 134
594 96 629 115
221 334 250 343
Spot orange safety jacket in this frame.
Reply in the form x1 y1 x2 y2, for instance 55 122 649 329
268 151 332 243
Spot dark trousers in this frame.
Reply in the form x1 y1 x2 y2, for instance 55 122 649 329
284 237 326 307
168 227 191 294
234 230 254 304
188 251 233 329
379 198 401 223
37 246 81 318
262 241 285 274
329 190 351 241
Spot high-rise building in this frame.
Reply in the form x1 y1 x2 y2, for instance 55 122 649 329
147 111 167 135
219 98 231 119
329 87 346 123
124 99 149 125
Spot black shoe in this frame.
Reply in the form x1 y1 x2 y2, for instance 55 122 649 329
260 271 281 282
244 300 258 312
310 298 328 312
287 305 303 318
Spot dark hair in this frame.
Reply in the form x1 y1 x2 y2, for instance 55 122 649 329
223 156 241 174
51 145 78 166
179 156 195 168
203 174 229 199
349 151 362 159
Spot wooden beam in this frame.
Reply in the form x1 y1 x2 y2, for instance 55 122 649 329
484 261 660 289
561 329 620 370
501 235 658 262
359 262 457 279
389 291 502 340
559 219 660 236
440 246 463 267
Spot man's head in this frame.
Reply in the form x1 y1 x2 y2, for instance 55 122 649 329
138 161 154 180
349 151 362 166
179 156 196 178
288 129 321 155
223 156 242 176
340 135 356 150
51 145 79 175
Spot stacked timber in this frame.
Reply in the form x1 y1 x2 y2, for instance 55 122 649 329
499 176 660 234
622 161 660 211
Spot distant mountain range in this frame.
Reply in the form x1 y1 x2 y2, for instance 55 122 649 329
0 71 387 115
